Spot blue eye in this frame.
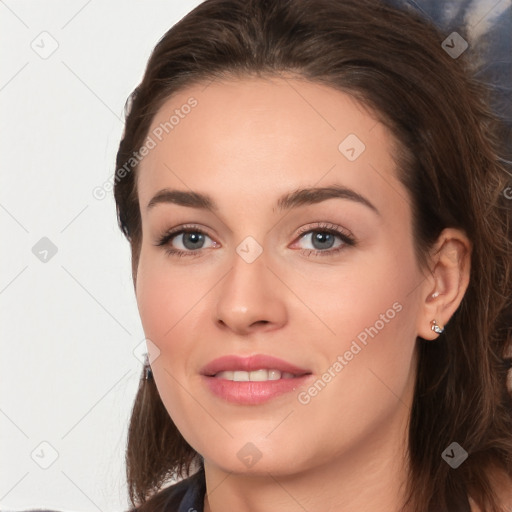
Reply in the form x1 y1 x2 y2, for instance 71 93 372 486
173 231 210 250
155 227 218 257
299 231 341 250
295 223 355 257
155 222 356 259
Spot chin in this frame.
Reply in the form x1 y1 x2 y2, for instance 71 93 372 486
200 437 310 476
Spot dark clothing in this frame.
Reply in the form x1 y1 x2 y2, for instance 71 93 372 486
130 468 473 512
160 469 206 512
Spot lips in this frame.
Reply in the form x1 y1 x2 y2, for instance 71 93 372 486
201 354 311 377
200 354 313 405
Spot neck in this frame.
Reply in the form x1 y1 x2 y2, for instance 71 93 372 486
203 403 413 512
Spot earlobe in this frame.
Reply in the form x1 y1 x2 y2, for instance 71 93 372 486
417 228 472 341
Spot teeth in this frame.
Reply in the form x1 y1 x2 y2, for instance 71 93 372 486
268 369 281 380
249 369 273 381
215 369 297 381
233 371 249 381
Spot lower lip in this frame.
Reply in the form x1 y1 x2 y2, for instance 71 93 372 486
202 375 312 405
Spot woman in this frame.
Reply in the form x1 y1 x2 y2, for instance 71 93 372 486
113 0 512 510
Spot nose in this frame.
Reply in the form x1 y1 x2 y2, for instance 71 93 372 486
214 252 287 336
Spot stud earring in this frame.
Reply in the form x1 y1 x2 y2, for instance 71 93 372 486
431 319 445 334
431 291 440 299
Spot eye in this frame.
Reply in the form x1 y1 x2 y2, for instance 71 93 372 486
293 222 355 257
155 225 219 257
154 222 355 259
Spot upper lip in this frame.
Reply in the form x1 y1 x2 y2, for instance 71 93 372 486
201 354 311 377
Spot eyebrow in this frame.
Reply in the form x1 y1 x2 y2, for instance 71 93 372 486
146 185 380 215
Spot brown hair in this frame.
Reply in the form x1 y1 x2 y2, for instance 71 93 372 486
114 0 512 510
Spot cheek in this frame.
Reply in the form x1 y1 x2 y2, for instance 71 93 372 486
292 295 417 463
135 254 196 396
297 240 417 346
135 255 200 427
135 258 172 345
135 250 202 344
301 243 419 404
135 249 219 393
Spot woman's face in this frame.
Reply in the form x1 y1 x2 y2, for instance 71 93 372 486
135 75 430 475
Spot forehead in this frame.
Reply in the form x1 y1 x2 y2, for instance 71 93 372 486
137 75 406 216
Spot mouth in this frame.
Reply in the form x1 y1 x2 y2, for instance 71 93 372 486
212 369 305 381
200 354 313 405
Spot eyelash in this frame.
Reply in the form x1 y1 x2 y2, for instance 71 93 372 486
154 222 356 259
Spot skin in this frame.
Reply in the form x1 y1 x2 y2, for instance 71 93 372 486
134 75 472 512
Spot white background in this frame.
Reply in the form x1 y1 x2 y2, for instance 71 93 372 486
1 2 202 511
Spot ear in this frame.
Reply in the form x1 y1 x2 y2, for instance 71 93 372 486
416 228 472 341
